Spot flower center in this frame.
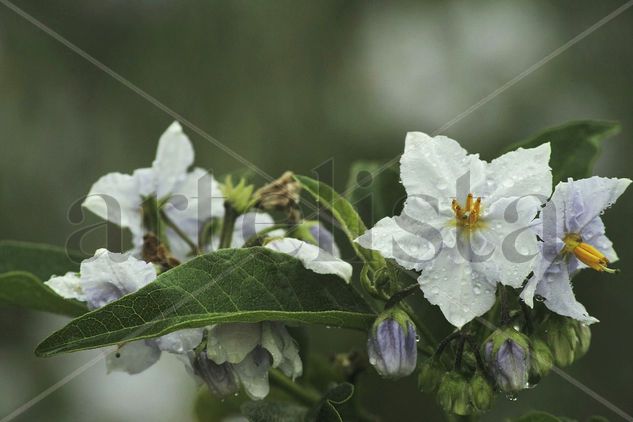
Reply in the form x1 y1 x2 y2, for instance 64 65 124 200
562 233 615 273
451 193 483 230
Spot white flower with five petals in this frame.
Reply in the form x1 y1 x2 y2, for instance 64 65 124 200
521 176 631 324
356 133 552 328
82 122 224 261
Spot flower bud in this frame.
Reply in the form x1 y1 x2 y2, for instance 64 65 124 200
539 315 591 367
437 372 473 416
418 358 445 393
529 339 553 385
367 308 417 379
483 328 530 393
469 372 494 413
192 351 240 397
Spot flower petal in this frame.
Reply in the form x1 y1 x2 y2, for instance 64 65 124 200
400 132 486 203
164 167 225 224
355 200 446 272
533 262 598 324
418 248 497 328
152 121 195 198
265 238 352 283
105 340 161 375
156 329 204 354
484 143 552 204
82 172 142 235
44 272 84 301
231 212 277 248
233 347 272 400
206 323 261 365
260 322 302 380
80 249 157 309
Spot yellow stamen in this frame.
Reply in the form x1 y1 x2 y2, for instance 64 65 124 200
562 233 616 273
451 193 483 230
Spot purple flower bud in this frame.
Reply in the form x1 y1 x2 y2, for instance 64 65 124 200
309 223 339 256
367 309 417 379
483 329 530 393
192 351 240 397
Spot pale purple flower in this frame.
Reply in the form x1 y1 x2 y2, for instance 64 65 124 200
522 176 631 324
367 315 417 379
484 338 529 392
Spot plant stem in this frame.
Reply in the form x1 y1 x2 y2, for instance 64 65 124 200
159 209 199 255
499 285 510 326
268 368 321 406
218 202 238 249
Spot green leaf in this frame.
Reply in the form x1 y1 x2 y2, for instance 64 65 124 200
345 160 405 226
514 411 565 422
0 271 87 317
35 247 374 357
0 241 87 317
307 382 354 422
194 388 246 422
0 240 84 280
294 175 385 272
240 401 309 422
510 120 620 185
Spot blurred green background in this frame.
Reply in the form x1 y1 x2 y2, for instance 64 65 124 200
1 1 632 421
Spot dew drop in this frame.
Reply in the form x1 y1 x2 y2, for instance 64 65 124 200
535 294 546 302
473 286 481 295
369 357 376 365
415 335 421 343
505 392 518 401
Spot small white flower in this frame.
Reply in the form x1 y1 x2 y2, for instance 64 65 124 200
82 122 224 261
45 249 204 374
522 176 631 324
356 132 552 328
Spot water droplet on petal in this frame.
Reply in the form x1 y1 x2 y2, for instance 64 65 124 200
505 392 518 401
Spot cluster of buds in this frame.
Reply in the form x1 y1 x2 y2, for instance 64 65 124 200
537 314 591 367
436 371 495 415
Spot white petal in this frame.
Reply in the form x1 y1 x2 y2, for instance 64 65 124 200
44 272 84 301
265 238 352 283
476 197 540 287
153 121 195 198
355 213 443 272
260 322 302 379
534 263 598 324
400 132 486 203
82 172 142 235
484 143 552 203
233 347 272 400
164 167 225 224
80 249 157 309
418 248 497 328
105 340 161 374
156 329 204 354
231 212 277 248
559 177 631 233
206 323 261 365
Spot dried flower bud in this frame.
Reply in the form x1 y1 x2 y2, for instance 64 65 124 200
254 171 301 220
367 308 417 379
483 328 530 393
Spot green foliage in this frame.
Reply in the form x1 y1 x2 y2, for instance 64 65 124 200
0 241 87 317
0 271 87 317
307 382 355 422
345 160 405 226
513 411 567 422
510 120 620 185
35 247 374 357
241 401 309 422
294 175 386 274
194 389 246 421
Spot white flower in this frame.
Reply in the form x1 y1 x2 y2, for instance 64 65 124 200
356 132 552 328
45 249 204 374
204 322 302 400
82 122 224 261
522 177 631 324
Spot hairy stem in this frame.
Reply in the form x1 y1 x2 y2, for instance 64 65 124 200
218 202 238 249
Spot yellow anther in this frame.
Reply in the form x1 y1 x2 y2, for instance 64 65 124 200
562 233 616 273
451 193 483 230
